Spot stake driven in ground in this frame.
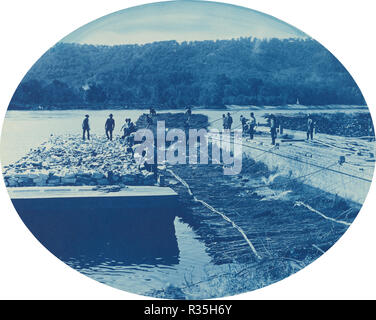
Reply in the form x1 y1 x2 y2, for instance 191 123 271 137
167 169 262 260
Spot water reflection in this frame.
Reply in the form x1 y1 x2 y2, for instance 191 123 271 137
66 217 217 296
16 201 220 296
16 205 180 267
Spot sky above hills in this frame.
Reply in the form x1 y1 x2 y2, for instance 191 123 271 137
61 1 307 45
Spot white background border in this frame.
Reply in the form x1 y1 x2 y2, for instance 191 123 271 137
0 0 375 300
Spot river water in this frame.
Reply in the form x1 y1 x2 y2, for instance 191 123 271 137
0 107 367 297
2 107 366 166
1 109 229 166
0 109 240 298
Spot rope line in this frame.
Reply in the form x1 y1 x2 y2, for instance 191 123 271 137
210 135 373 183
312 244 325 254
167 168 262 260
294 201 351 226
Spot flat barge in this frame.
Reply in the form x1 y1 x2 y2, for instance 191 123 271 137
8 186 180 265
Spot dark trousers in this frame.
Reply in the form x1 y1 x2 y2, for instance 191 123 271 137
106 129 113 141
83 128 90 140
271 128 277 145
307 129 314 140
249 125 255 140
122 129 130 139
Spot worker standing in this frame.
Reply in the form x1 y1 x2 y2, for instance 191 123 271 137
307 114 314 140
270 114 277 145
240 115 247 131
227 112 233 130
222 114 227 129
249 112 257 140
105 114 115 141
82 114 90 141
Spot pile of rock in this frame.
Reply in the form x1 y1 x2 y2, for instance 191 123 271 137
270 112 374 137
136 112 209 130
2 134 158 188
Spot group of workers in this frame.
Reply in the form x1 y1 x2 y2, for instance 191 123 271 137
223 112 316 145
82 109 317 147
81 114 136 141
222 113 233 130
240 112 257 140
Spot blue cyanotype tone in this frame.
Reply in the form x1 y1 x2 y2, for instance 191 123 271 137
0 1 375 299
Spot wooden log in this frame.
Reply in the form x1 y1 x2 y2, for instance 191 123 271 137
280 139 306 142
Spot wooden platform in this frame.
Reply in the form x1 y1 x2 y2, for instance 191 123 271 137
9 185 178 210
9 186 180 265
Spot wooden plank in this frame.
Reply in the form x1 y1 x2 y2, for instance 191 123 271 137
280 139 306 142
8 185 176 198
9 186 178 209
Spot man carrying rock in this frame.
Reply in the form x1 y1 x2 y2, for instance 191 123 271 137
82 114 90 140
121 118 136 138
128 118 136 135
105 114 115 141
121 118 129 138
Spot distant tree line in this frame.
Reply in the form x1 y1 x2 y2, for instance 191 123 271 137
10 37 366 109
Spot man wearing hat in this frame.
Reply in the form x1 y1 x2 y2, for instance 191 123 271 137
105 114 115 141
82 114 90 140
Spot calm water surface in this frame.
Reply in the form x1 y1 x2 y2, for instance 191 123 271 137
1 109 227 166
0 107 366 296
1 107 366 166
0 109 237 296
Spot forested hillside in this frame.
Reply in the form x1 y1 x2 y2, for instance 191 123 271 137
10 37 365 109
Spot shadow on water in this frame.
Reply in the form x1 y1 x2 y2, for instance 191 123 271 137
14 203 181 267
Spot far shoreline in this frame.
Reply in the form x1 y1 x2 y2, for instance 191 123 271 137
6 104 370 112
